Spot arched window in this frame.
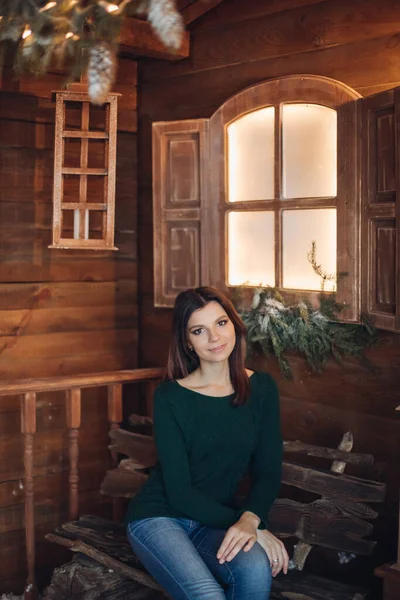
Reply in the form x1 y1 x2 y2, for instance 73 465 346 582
153 75 361 322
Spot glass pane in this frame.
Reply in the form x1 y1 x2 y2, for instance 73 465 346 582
282 104 337 199
227 211 275 286
282 208 337 291
227 107 275 202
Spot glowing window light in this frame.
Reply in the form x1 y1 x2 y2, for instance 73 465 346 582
227 107 275 203
282 208 337 291
228 211 275 286
282 103 337 199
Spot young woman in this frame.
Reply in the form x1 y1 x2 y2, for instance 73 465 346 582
126 286 288 599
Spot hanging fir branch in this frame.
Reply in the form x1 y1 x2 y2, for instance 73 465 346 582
236 244 376 379
0 0 184 103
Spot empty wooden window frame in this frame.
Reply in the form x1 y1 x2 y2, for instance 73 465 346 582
50 91 119 250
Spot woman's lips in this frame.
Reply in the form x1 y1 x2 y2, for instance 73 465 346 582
209 344 226 353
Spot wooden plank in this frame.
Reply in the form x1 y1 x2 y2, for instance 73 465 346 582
191 0 331 32
140 36 400 122
119 17 190 60
0 280 136 310
0 367 164 396
0 259 136 285
182 0 225 25
0 328 137 362
0 350 136 380
284 440 374 465
143 0 400 81
0 305 137 338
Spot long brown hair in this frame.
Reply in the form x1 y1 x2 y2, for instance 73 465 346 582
166 286 250 405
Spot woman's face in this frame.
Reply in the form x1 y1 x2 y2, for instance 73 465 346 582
186 301 236 364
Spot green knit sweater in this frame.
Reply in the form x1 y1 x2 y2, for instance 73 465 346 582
125 371 282 530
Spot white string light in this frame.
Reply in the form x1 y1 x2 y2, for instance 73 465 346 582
98 1 120 13
39 2 57 12
22 25 32 39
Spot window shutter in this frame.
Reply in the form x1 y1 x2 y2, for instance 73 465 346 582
152 120 209 307
362 89 399 331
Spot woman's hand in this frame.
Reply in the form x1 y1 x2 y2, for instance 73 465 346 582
256 529 289 577
216 511 259 564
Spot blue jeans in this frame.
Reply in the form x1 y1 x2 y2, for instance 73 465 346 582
127 517 272 600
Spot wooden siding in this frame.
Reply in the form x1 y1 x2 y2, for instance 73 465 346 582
137 0 400 588
0 57 138 592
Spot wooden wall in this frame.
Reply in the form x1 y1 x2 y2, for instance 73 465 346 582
137 0 400 587
0 56 138 592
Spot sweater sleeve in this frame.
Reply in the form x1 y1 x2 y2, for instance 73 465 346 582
242 374 283 530
153 386 239 529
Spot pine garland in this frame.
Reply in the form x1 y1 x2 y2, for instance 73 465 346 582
236 246 376 379
0 0 183 102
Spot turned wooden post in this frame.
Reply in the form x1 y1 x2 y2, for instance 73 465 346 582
108 384 123 520
144 379 159 419
66 388 82 520
21 391 38 600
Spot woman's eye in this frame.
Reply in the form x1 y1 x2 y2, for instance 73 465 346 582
192 328 204 335
218 320 228 327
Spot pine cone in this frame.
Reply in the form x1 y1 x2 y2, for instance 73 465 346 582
87 42 117 106
148 0 184 51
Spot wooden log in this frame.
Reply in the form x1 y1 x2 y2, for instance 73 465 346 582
46 515 163 591
129 413 154 427
292 432 354 570
100 465 148 498
283 440 374 466
43 554 163 600
108 428 157 467
282 463 386 502
45 533 162 592
271 570 368 600
269 498 375 555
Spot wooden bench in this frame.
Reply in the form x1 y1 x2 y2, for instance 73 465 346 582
44 417 386 600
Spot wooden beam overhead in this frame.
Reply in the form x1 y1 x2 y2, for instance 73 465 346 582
119 17 190 60
181 0 225 25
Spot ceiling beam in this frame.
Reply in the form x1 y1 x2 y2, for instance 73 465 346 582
181 0 225 25
119 18 190 60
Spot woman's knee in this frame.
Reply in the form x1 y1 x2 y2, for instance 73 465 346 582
230 543 272 593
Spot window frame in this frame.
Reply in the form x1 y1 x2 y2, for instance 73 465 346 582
207 75 361 322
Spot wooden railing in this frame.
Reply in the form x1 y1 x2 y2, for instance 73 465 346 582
0 367 164 600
